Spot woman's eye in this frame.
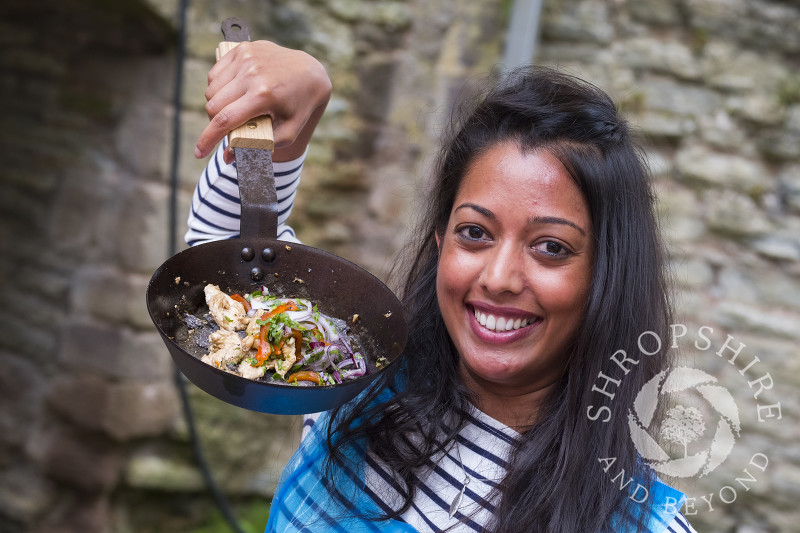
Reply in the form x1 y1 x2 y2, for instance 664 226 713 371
457 225 488 241
534 240 572 257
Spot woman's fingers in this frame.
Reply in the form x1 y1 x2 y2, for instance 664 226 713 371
194 41 331 161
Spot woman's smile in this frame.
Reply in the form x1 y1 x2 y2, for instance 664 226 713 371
435 141 593 396
469 303 542 340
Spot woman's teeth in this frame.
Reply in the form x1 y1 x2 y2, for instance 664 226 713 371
473 309 532 332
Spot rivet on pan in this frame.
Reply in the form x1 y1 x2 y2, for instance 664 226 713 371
262 247 276 262
250 267 264 281
247 121 257 129
241 247 255 261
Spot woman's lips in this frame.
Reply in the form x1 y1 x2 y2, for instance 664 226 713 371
467 305 541 342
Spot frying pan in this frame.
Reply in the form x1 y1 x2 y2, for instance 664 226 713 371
146 19 407 415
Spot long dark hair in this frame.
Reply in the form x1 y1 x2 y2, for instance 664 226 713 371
326 66 674 532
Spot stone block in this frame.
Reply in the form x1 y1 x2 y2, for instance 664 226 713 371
712 301 800 340
47 374 179 441
675 144 770 194
626 0 682 25
669 258 714 289
59 321 174 382
779 164 800 214
70 267 158 331
703 189 773 238
0 352 45 451
103 380 180 441
70 267 130 326
123 445 204 492
757 129 800 162
702 42 785 92
541 0 614 44
179 110 213 189
29 493 110 533
697 111 751 154
752 234 800 262
637 111 696 139
47 175 108 258
181 58 212 111
118 331 175 381
0 308 58 364
620 38 701 80
28 422 122 492
128 273 160 331
640 76 722 117
0 463 56 524
726 93 785 127
115 181 171 274
653 182 707 244
114 98 171 181
786 104 800 133
719 262 800 311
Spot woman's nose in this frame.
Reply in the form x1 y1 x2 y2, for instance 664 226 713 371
479 242 525 295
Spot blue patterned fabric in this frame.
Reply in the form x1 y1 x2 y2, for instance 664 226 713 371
264 389 686 533
265 407 416 532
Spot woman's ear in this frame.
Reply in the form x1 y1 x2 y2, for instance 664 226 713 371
435 231 441 251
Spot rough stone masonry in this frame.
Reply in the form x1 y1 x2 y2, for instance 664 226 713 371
0 0 798 532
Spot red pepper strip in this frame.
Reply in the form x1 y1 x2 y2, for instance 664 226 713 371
256 326 273 363
255 302 300 364
231 293 251 313
286 371 322 385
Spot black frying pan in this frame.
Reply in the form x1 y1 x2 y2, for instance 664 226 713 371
146 19 407 415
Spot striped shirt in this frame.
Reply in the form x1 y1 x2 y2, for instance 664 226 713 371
303 410 698 533
184 137 304 246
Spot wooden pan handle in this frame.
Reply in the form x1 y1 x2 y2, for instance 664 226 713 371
216 41 275 151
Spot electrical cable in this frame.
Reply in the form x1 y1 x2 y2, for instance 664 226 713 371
168 1 246 532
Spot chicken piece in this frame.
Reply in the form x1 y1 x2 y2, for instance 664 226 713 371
272 337 297 378
204 284 248 331
201 329 243 370
238 359 267 379
241 315 261 352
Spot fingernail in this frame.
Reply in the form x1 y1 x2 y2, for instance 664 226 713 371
194 147 203 158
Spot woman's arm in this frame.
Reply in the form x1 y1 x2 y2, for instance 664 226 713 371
186 41 331 246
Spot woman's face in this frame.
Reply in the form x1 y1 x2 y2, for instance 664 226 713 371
436 141 593 398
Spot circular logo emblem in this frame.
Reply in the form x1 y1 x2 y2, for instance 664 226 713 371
628 366 741 478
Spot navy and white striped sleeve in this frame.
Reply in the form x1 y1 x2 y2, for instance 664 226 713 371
665 512 697 533
184 137 304 247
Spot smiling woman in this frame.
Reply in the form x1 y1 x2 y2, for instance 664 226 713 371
188 43 695 532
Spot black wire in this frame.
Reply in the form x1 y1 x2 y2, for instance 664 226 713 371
168 2 246 532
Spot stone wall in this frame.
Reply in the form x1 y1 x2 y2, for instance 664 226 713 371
1 0 798 532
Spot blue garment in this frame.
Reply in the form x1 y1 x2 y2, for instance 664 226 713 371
265 408 415 532
265 392 686 533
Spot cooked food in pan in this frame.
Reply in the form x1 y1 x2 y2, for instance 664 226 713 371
188 284 372 386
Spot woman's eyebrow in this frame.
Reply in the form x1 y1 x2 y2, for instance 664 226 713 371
454 202 494 219
529 215 586 236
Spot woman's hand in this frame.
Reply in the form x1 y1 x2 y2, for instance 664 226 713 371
194 40 332 163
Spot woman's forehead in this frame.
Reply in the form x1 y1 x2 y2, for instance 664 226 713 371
453 143 590 226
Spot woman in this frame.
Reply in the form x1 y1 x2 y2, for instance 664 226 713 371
190 42 695 533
